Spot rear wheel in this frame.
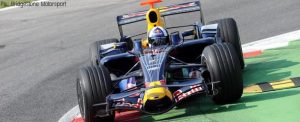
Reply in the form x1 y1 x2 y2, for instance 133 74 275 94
76 65 114 122
208 18 244 69
90 39 118 65
202 43 243 104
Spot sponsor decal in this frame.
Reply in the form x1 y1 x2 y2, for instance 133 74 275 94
115 98 143 109
159 2 196 12
173 85 202 102
143 48 164 54
122 11 147 19
155 28 163 34
121 2 197 19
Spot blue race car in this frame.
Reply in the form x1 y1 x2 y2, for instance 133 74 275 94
76 0 244 122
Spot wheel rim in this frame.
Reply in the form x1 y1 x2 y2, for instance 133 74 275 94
201 55 211 81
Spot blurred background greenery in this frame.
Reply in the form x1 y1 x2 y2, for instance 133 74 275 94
0 0 33 8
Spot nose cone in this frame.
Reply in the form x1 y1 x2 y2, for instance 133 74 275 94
143 81 174 114
143 95 173 114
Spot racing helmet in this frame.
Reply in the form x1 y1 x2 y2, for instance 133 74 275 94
148 26 169 46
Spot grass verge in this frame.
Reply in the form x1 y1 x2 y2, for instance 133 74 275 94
0 0 33 9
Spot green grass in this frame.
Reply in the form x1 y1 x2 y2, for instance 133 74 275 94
0 0 33 8
243 40 300 86
141 40 300 122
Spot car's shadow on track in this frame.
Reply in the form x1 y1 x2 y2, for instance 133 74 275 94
243 58 298 86
141 95 255 121
142 87 300 121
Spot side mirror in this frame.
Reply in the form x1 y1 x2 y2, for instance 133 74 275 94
170 31 183 45
133 39 143 54
182 29 195 38
120 36 133 51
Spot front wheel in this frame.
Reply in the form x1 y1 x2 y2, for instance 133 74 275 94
202 43 243 104
76 65 114 122
208 18 245 69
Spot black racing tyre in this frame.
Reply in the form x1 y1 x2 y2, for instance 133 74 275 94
76 65 114 122
90 38 118 66
208 18 245 69
201 43 243 104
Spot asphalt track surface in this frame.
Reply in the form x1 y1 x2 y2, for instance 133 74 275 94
0 0 299 122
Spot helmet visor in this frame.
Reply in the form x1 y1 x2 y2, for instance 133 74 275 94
149 36 167 46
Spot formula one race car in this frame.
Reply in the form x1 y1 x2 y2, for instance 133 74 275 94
76 0 244 122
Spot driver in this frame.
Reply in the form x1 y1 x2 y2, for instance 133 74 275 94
148 26 169 47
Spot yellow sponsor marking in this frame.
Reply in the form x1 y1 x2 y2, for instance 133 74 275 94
270 79 295 89
143 81 173 104
243 85 262 93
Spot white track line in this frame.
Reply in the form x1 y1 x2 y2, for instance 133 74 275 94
242 30 300 53
0 6 18 12
58 105 80 122
57 30 300 122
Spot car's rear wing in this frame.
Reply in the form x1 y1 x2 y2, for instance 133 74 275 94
116 1 204 37
117 1 202 26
